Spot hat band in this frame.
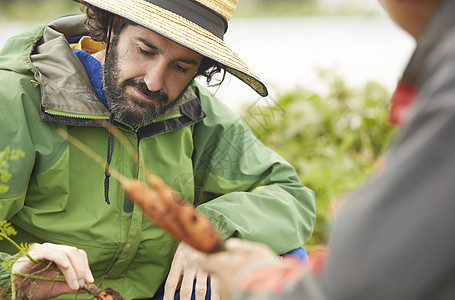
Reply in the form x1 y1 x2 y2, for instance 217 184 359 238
145 0 228 40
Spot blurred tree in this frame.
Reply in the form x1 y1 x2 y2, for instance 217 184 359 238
0 0 81 22
241 71 397 247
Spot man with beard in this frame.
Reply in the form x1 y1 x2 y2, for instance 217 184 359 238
0 1 316 299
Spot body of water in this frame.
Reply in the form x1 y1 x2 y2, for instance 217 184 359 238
1 16 415 112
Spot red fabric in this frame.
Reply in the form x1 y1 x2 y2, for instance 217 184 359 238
389 81 418 126
308 247 329 277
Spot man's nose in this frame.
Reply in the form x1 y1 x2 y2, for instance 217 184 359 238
143 63 166 92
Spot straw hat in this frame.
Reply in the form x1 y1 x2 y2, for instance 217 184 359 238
78 0 268 96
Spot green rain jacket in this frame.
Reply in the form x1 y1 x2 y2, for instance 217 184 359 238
0 15 315 299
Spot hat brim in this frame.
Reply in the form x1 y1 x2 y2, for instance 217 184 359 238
80 0 268 96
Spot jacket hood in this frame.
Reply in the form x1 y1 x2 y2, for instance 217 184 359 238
31 15 110 118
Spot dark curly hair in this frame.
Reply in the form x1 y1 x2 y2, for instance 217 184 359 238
80 3 225 86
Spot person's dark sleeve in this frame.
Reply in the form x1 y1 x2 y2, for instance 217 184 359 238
324 43 455 300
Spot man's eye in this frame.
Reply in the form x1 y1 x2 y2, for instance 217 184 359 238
175 64 188 73
138 47 154 56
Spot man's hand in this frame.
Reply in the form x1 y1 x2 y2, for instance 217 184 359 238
164 242 220 300
199 238 278 300
12 242 94 300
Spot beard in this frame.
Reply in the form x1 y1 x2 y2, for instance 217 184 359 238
103 36 184 129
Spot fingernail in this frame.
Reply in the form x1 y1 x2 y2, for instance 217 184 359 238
72 280 79 290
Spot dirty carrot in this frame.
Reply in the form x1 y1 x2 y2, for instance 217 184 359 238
146 173 225 253
120 177 188 243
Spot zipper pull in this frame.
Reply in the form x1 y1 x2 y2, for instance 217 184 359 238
30 80 40 88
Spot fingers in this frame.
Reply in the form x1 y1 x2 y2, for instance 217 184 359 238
200 238 278 300
165 242 210 300
167 267 208 300
193 269 208 300
163 264 181 300
14 243 94 291
202 238 276 273
179 266 196 300
209 275 221 300
39 243 94 289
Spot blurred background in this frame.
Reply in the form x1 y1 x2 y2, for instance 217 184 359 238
0 0 415 248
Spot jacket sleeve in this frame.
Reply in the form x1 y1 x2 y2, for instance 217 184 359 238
0 44 41 288
191 84 316 254
323 33 455 299
0 75 38 219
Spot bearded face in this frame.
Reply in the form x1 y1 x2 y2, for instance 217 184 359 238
102 25 202 128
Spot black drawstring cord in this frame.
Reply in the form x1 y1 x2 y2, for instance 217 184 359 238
104 114 115 204
103 17 115 205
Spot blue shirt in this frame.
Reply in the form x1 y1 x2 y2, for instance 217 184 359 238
72 48 109 110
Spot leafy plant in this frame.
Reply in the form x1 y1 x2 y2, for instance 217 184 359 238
0 221 34 299
241 70 397 247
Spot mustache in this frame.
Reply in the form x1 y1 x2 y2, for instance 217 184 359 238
123 78 169 104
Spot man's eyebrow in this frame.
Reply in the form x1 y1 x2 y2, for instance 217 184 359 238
178 58 199 66
138 38 199 66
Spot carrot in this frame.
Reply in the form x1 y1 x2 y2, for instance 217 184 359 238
120 177 188 243
145 173 225 253
122 175 225 253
